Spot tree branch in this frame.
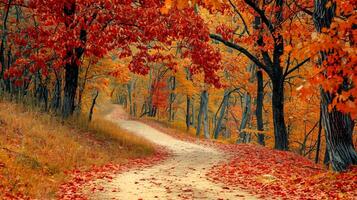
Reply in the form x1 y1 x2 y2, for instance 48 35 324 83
244 0 274 34
284 57 310 77
210 34 269 73
294 1 313 16
228 0 250 35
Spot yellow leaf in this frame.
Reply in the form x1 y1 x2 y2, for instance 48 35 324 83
177 0 189 9
285 45 293 53
161 0 173 14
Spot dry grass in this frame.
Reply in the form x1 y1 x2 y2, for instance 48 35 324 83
0 100 154 199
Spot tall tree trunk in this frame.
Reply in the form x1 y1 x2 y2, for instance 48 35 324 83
168 76 176 121
256 70 265 145
214 90 229 139
88 90 99 122
315 106 323 164
272 78 288 150
271 0 289 150
41 83 49 111
196 96 203 136
127 81 134 116
0 0 11 89
133 102 137 117
196 90 209 138
77 62 91 112
191 99 195 127
63 61 79 118
185 68 192 130
186 96 191 131
253 9 265 146
238 63 256 143
62 2 86 118
314 0 357 171
202 91 209 139
324 145 330 168
238 92 251 143
223 108 230 138
321 90 356 171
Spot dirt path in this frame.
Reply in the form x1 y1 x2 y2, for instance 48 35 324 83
91 107 256 200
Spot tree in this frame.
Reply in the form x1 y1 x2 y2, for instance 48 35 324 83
7 0 222 118
196 89 210 138
208 0 311 150
312 0 356 171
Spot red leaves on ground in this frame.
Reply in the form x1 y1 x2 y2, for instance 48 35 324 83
57 148 169 200
0 162 31 200
207 144 357 200
139 121 357 199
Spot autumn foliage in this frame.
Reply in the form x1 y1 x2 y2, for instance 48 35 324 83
0 0 356 198
8 0 222 84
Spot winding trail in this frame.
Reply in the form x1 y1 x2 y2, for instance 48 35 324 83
91 107 256 200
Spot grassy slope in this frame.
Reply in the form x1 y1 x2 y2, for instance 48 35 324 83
0 101 154 199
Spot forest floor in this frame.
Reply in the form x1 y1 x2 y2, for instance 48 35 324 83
89 105 256 200
140 116 357 200
1 102 355 199
88 105 356 200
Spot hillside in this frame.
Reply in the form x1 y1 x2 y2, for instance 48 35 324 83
0 101 154 199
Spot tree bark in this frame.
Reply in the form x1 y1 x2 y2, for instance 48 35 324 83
133 102 137 116
238 92 251 143
77 62 91 112
202 92 209 139
256 70 265 145
321 90 357 171
186 96 191 131
324 145 330 167
196 95 203 137
168 76 176 121
272 78 289 150
191 99 195 127
88 90 99 122
315 106 323 163
0 0 11 87
253 9 265 146
63 60 79 118
127 81 134 116
314 0 357 171
214 90 229 139
62 2 86 118
196 90 209 138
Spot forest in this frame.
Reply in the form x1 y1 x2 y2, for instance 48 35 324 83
0 0 356 199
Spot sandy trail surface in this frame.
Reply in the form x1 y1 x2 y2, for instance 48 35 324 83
91 106 256 200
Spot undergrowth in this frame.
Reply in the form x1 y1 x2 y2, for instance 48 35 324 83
0 100 154 199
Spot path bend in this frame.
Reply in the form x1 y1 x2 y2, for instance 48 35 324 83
90 107 256 200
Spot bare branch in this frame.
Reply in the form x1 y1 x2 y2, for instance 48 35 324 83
284 57 310 77
228 0 250 35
